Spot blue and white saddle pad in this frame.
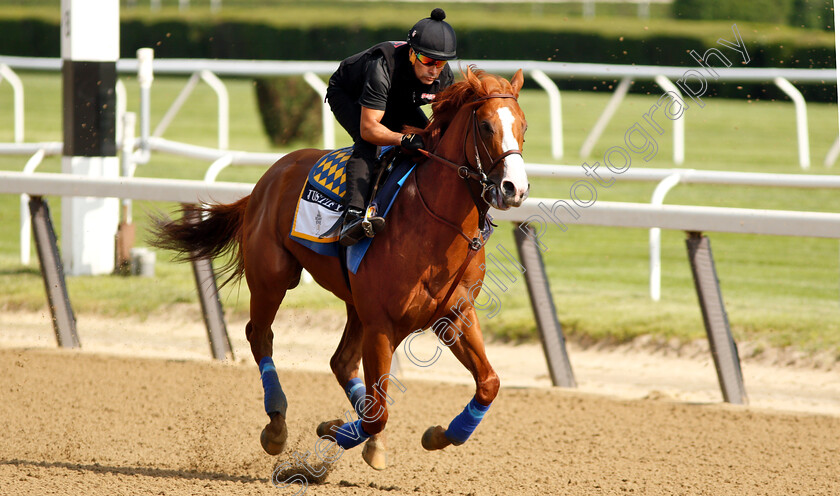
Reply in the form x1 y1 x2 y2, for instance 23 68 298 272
289 146 415 273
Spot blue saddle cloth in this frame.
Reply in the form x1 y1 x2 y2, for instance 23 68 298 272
289 146 415 274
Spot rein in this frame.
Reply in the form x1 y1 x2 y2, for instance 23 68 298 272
415 169 483 331
415 92 521 330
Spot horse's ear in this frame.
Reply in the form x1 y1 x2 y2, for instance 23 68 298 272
464 65 481 91
510 69 524 98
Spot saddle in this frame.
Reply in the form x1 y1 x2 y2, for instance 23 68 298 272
289 146 414 272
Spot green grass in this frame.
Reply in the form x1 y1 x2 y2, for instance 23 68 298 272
0 69 839 356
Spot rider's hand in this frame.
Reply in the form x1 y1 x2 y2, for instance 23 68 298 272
400 133 425 153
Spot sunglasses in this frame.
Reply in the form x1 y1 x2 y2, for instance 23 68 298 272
414 51 448 69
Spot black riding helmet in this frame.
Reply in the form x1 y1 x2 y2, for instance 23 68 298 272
407 8 457 61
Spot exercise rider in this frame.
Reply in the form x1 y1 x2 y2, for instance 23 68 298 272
326 8 457 246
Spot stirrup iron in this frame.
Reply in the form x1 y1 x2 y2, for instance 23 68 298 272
362 205 377 238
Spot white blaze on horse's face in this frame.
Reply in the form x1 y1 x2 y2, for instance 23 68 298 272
496 106 529 208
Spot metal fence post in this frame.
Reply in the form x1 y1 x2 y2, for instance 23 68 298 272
29 196 80 349
513 224 576 388
685 231 747 404
185 208 234 361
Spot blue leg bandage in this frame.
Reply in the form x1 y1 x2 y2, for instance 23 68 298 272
344 377 367 417
259 357 288 417
331 419 370 449
444 396 491 445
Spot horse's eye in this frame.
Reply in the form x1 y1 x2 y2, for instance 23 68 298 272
480 121 494 135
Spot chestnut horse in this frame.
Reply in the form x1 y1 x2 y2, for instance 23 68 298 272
152 67 528 470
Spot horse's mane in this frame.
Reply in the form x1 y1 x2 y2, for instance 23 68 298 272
407 67 513 151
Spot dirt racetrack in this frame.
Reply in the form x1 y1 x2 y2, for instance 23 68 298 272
2 343 839 496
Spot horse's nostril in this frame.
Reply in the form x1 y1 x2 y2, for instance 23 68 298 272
502 181 516 198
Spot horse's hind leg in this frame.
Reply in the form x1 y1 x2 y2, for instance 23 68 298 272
319 321 397 469
422 306 499 451
328 304 364 388
316 306 364 438
244 242 302 456
316 305 389 470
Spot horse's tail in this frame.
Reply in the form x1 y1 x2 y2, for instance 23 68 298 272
150 196 249 287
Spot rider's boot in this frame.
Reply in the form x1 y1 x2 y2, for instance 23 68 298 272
339 207 366 247
339 206 385 247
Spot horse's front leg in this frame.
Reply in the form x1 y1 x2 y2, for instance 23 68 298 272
325 328 394 468
422 306 499 451
316 305 389 470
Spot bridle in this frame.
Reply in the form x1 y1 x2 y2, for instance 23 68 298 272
413 92 525 330
417 93 523 210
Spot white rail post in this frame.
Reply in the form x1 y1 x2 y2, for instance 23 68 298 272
530 69 563 160
834 0 840 172
773 77 810 170
203 154 233 183
153 72 200 138
0 64 24 143
835 0 840 147
583 0 595 18
637 1 651 19
20 149 47 265
580 76 632 158
824 136 839 168
121 112 137 221
303 71 335 150
153 71 229 150
654 75 685 165
649 172 682 301
199 70 229 150
115 79 126 151
137 48 154 161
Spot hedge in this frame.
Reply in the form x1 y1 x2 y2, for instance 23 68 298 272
674 0 834 30
672 0 795 25
1 16 835 101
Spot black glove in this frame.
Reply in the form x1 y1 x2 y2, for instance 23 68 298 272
400 133 425 153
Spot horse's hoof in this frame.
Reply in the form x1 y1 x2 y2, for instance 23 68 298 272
421 425 451 451
260 415 288 455
362 435 388 471
316 419 345 439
